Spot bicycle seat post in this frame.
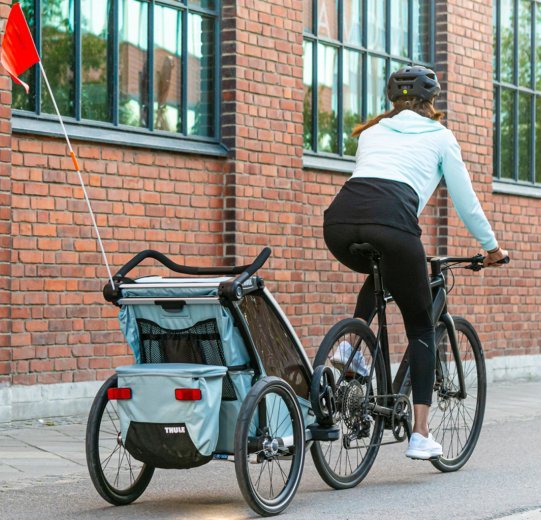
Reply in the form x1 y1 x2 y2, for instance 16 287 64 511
349 243 386 314
349 243 392 398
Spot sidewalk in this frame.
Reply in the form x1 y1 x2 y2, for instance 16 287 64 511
1 380 540 490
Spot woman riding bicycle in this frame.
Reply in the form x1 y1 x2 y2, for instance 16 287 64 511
323 66 508 460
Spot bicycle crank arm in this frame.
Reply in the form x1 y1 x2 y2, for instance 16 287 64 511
367 402 392 417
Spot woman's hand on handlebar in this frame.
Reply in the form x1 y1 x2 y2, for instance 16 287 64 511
483 246 509 268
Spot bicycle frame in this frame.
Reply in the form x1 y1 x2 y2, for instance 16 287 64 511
363 255 467 403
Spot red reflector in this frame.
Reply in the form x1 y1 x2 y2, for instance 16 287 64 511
107 387 132 400
175 389 202 401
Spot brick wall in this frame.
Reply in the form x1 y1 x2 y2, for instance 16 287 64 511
8 135 228 384
0 0 539 392
444 0 541 361
0 0 12 385
221 0 311 342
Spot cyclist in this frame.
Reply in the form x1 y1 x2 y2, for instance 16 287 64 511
323 66 508 460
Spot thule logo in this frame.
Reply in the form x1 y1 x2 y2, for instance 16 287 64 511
164 426 186 434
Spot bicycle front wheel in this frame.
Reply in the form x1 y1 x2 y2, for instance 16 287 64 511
430 316 487 472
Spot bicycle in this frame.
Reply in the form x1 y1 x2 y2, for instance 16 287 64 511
309 242 510 489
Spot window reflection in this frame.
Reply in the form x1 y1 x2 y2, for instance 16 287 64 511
12 0 218 140
81 0 113 122
367 0 385 51
343 50 362 156
537 6 541 90
536 98 541 183
303 41 313 150
391 0 408 57
154 5 182 133
367 56 387 119
12 0 36 112
41 0 75 117
500 88 515 180
187 13 215 137
317 44 338 153
304 0 313 33
494 0 541 184
493 1 498 80
500 0 514 84
119 0 148 127
343 0 362 45
518 93 531 181
303 0 433 156
518 0 531 87
318 0 338 40
413 0 430 62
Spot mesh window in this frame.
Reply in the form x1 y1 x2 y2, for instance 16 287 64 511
137 318 236 400
239 294 311 399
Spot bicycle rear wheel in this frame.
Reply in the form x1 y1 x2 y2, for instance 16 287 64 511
311 318 386 489
430 316 487 472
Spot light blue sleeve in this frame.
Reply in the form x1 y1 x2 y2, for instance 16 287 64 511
440 133 498 251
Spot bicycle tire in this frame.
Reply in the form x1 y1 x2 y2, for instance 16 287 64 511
234 376 305 517
311 318 387 489
86 375 154 505
430 316 487 472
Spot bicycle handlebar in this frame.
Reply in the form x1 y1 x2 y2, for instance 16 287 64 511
428 253 510 272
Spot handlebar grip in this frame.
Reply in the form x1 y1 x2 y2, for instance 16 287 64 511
496 256 510 265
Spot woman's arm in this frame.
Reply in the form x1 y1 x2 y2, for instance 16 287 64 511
440 132 499 252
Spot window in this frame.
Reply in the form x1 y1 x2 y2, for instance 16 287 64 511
303 0 434 158
13 0 219 140
493 0 541 184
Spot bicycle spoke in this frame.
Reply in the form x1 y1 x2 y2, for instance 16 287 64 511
268 459 274 498
275 457 288 485
254 460 266 491
100 444 121 471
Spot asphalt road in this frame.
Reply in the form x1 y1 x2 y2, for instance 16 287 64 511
1 415 540 520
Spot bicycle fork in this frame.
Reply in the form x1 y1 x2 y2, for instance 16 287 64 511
438 313 467 400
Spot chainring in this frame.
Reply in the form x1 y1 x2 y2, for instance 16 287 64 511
391 395 412 441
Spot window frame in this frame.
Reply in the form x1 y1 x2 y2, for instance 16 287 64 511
302 0 436 163
12 0 224 154
493 0 541 188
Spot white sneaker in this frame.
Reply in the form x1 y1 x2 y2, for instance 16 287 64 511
331 341 369 377
405 432 443 460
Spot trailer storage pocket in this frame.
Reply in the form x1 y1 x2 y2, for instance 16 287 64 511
114 363 227 469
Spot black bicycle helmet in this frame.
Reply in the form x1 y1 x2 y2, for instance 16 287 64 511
387 65 441 102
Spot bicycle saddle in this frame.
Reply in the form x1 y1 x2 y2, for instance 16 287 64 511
349 243 381 260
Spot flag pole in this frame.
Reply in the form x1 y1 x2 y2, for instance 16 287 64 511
38 61 115 288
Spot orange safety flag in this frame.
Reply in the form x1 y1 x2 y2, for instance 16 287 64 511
0 3 40 93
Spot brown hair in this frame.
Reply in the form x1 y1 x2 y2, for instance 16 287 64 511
351 97 444 137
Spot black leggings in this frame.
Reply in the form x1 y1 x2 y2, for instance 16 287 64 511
324 223 435 406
